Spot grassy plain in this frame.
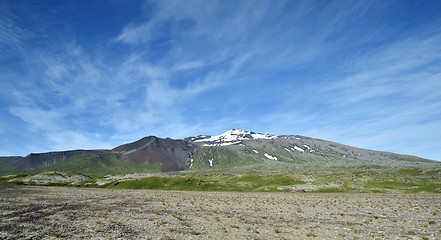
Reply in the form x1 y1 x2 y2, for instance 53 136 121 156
2 165 440 193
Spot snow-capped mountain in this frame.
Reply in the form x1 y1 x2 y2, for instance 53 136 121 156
0 128 436 176
190 129 276 146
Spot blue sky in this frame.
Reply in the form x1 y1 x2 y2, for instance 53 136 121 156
1 0 441 160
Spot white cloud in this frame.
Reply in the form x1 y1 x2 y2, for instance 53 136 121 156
0 8 28 60
115 0 215 45
250 25 441 161
116 22 154 45
8 105 113 152
172 60 203 72
9 107 64 132
47 131 113 151
2 0 441 161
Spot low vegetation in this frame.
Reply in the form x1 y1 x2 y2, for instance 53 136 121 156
107 173 305 192
2 131 440 193
2 165 440 193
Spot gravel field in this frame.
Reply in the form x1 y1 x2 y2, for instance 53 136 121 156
0 185 440 239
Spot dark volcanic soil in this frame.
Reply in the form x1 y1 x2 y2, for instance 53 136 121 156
0 185 440 239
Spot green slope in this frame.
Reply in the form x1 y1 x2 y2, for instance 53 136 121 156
39 153 161 177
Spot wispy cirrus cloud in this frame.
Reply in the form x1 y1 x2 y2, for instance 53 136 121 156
4 31 230 153
262 28 441 159
0 4 27 60
172 60 204 72
116 22 154 45
1 0 441 161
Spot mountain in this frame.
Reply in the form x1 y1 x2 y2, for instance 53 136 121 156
187 129 435 170
112 136 194 172
0 150 107 175
0 129 437 176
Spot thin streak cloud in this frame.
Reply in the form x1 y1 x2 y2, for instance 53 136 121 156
0 0 440 161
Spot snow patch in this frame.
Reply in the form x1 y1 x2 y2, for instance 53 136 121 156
293 146 304 152
189 159 194 168
194 129 276 147
264 153 278 161
303 145 310 150
284 148 291 152
203 141 241 146
208 159 213 167
252 150 259 154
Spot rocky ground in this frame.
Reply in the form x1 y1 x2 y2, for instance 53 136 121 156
0 185 440 239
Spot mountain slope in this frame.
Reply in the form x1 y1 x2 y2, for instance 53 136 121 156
0 150 106 175
0 129 438 176
113 136 194 172
187 129 434 170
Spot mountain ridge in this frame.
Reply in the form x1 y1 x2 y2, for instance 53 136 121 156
0 129 438 176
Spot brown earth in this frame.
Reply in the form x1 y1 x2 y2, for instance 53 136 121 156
0 185 440 239
112 136 194 172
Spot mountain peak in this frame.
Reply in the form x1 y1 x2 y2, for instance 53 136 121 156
223 128 252 135
191 129 276 146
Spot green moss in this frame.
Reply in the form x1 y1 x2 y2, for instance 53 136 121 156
312 187 346 193
0 174 28 185
108 173 305 192
404 184 441 193
361 180 441 193
398 168 422 175
363 181 409 189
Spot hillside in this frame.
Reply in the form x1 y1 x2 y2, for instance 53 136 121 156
1 129 435 175
1 129 440 193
